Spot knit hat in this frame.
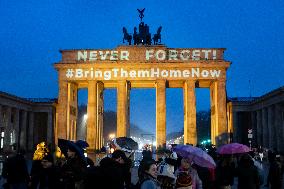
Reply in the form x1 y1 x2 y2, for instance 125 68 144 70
176 172 192 188
157 163 176 179
170 152 178 160
112 149 128 162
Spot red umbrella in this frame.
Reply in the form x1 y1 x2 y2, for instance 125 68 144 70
217 143 250 154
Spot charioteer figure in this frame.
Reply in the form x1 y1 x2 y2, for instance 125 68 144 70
122 8 162 46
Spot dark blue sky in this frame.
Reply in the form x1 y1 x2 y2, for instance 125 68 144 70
1 0 283 134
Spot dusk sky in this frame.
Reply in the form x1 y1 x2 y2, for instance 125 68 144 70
1 0 283 134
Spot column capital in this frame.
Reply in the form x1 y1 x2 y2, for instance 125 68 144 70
88 80 98 84
155 79 166 85
118 80 127 83
184 80 196 87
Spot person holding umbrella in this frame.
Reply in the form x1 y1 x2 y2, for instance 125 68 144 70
235 154 260 189
30 153 60 189
175 158 203 189
215 155 235 189
58 140 87 189
137 158 160 189
97 149 132 189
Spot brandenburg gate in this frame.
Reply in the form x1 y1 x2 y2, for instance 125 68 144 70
54 46 231 150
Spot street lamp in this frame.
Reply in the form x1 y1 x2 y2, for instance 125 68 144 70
109 133 115 140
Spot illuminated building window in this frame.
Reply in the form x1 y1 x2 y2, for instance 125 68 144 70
0 131 4 149
10 132 13 145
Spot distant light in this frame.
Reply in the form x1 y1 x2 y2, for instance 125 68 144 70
109 133 115 139
139 143 143 149
110 148 114 153
153 141 157 146
83 114 88 120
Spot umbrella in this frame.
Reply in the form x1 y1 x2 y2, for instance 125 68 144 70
75 140 89 149
217 143 250 154
173 145 216 168
58 138 86 161
113 137 138 152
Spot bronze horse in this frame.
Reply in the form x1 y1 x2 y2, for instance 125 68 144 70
153 26 162 45
123 27 132 45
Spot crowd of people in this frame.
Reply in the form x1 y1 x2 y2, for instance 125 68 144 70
0 143 283 189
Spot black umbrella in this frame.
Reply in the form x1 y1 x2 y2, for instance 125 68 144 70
114 137 138 151
58 138 86 161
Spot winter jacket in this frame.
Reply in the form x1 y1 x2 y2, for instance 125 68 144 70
139 172 160 189
235 163 260 189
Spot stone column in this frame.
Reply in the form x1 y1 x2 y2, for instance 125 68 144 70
210 82 217 145
4 107 11 150
251 111 257 146
232 111 238 142
0 105 2 149
20 110 27 151
67 82 78 140
117 80 130 137
262 108 268 148
0 105 2 128
97 82 104 149
47 110 53 145
274 104 282 151
28 112 34 151
226 103 234 143
183 80 197 145
216 81 228 145
256 110 262 146
210 80 228 145
87 81 97 150
57 80 68 139
156 80 166 148
14 109 20 150
267 106 274 149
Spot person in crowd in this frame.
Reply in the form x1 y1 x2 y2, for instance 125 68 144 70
267 154 283 189
137 158 160 189
257 146 264 162
30 153 59 189
235 154 260 189
138 150 153 180
194 164 215 189
99 149 131 189
249 153 264 186
2 150 30 189
59 142 87 189
157 161 176 189
175 171 192 189
175 158 202 189
165 152 178 172
215 156 235 189
29 159 43 188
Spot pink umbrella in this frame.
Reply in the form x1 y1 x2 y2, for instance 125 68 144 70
173 145 216 168
217 143 250 154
